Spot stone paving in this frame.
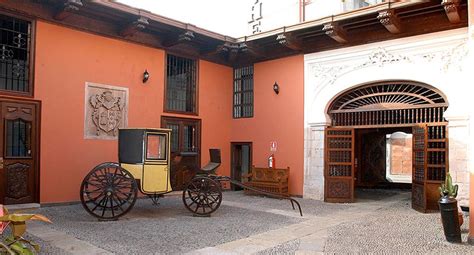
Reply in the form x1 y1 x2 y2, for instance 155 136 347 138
4 190 472 254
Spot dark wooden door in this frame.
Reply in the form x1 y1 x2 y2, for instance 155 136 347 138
412 124 448 212
324 128 355 202
0 100 38 205
231 143 252 191
412 124 427 212
161 116 200 190
359 130 386 187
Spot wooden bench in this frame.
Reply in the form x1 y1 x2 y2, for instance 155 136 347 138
242 166 289 196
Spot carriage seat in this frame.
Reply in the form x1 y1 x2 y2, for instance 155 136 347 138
200 149 221 173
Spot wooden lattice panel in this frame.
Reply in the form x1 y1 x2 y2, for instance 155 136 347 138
329 82 448 127
413 125 427 184
325 128 354 202
427 125 447 181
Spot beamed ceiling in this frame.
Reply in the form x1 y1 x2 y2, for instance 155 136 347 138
0 0 468 67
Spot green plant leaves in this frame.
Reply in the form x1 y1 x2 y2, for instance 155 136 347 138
439 172 459 198
0 214 51 224
0 206 50 254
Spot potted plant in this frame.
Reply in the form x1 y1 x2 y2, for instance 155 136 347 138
0 205 52 254
438 173 462 243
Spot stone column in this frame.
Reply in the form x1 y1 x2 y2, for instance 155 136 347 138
444 115 470 207
303 122 329 200
467 0 474 245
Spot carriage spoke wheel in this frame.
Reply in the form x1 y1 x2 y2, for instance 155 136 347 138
182 176 222 216
80 163 138 220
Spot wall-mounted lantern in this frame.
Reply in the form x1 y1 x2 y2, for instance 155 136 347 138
143 69 150 83
273 82 280 95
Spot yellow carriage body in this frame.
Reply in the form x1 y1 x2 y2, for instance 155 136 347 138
118 128 172 194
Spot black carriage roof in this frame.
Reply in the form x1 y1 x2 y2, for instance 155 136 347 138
118 128 170 164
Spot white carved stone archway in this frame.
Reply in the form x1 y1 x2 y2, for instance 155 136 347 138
303 28 471 206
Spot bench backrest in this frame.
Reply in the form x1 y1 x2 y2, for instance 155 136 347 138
251 166 289 182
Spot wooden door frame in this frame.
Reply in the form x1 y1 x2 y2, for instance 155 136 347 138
161 115 201 167
230 142 252 189
161 116 201 154
0 96 41 204
325 123 449 212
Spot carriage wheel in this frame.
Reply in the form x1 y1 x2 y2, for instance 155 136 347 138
80 162 138 220
182 176 222 216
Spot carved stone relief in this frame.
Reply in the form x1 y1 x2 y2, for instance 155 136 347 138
310 41 468 87
84 82 128 140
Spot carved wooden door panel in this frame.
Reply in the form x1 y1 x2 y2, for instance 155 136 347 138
412 124 427 212
0 101 38 205
324 128 355 203
360 131 386 187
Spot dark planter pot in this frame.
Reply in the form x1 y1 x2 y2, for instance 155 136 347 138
439 196 462 243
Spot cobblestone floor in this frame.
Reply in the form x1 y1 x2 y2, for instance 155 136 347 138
10 190 473 254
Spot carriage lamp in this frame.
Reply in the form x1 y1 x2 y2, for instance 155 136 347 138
273 82 280 94
143 69 150 83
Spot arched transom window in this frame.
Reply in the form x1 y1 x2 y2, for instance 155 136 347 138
328 82 448 127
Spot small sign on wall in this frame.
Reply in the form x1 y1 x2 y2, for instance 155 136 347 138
270 141 277 152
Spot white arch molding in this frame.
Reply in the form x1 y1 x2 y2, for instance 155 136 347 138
303 28 471 206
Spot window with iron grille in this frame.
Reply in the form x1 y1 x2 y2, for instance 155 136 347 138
166 54 197 114
0 14 31 94
233 66 254 118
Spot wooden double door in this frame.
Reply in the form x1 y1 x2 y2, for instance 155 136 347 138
324 125 447 212
0 99 39 205
161 116 200 190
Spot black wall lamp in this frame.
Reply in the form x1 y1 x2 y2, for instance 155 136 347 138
143 69 150 83
273 82 280 95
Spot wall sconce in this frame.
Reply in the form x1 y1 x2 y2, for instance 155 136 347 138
143 69 150 83
273 82 280 95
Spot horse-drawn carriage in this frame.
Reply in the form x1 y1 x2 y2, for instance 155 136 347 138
80 128 302 220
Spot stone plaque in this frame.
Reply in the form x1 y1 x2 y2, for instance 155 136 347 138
84 82 128 140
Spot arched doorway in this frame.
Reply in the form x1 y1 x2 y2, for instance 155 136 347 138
324 81 448 212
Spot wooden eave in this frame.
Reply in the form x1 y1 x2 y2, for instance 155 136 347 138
0 0 468 67
235 0 468 65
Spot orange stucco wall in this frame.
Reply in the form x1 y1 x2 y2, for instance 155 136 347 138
34 21 232 203
231 55 305 196
468 0 474 243
198 60 233 177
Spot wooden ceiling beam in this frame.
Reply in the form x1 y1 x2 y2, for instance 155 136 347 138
377 9 402 34
276 33 302 51
228 47 239 62
119 16 149 37
322 22 348 43
162 30 195 48
442 0 462 23
239 42 265 58
200 42 232 56
54 0 83 21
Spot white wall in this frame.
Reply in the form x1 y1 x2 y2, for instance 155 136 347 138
303 28 472 206
305 0 343 21
247 0 386 34
248 0 300 34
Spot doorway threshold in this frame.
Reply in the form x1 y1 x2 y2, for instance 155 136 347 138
4 203 40 210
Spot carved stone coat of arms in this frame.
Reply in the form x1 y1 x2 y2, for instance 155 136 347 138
90 90 124 136
84 83 128 140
